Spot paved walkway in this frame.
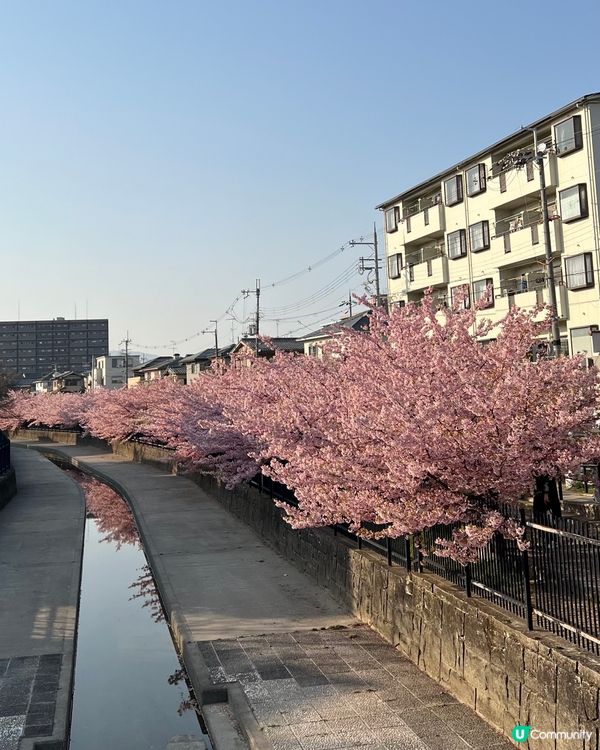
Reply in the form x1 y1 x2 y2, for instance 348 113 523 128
0 448 84 750
12 441 513 750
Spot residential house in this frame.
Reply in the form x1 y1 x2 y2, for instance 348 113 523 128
51 371 85 393
181 344 236 384
299 311 371 358
89 354 141 390
230 337 304 362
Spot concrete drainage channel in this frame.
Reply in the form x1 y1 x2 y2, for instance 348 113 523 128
43 452 218 750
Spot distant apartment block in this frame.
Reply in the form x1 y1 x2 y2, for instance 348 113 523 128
378 92 600 359
0 318 109 383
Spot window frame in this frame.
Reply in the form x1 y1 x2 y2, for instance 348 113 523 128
565 252 594 290
450 284 471 310
465 164 487 197
554 115 583 157
385 206 400 233
473 278 494 309
387 253 403 280
444 175 464 206
468 220 490 253
559 184 588 223
447 229 467 259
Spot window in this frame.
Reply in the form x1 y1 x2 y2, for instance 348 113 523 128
559 184 588 222
387 253 403 279
555 115 583 156
469 221 490 252
444 175 463 206
526 160 534 182
385 206 399 233
447 229 467 259
473 278 494 308
450 284 470 309
406 216 411 233
499 172 507 193
408 264 414 282
465 164 486 197
565 253 594 290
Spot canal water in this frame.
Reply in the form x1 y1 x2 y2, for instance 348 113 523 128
58 466 207 750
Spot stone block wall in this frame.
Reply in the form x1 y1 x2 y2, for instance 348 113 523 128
192 473 600 750
0 467 17 510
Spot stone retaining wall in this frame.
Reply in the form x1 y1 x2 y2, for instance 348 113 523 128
0 467 17 510
191 473 600 750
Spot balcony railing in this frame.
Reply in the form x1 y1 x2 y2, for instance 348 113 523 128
405 242 445 267
403 193 442 219
498 268 562 297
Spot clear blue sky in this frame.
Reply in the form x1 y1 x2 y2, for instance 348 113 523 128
1 0 599 353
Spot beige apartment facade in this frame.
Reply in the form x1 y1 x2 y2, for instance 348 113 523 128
377 92 600 359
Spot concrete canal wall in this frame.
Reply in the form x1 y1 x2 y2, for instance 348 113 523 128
0 466 17 510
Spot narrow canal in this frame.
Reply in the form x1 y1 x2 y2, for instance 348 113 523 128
55 463 209 750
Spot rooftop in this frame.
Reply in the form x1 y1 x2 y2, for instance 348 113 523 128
376 92 600 209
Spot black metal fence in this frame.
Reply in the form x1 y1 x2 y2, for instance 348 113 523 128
251 474 600 656
0 433 10 474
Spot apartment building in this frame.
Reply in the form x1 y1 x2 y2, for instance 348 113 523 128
0 318 108 383
377 93 600 358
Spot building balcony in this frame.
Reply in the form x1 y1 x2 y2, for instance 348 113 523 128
489 219 563 268
493 282 568 320
488 152 558 208
406 252 449 293
403 202 445 243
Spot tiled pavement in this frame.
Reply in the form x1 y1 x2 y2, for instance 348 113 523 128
197 625 513 750
0 654 62 750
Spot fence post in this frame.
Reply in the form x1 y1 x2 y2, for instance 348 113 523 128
387 538 392 567
405 536 412 573
464 563 472 597
259 474 264 494
520 508 534 630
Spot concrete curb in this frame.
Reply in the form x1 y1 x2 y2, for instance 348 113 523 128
28 445 272 750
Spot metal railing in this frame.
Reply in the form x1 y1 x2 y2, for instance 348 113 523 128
403 193 442 219
405 243 445 267
251 474 600 656
0 433 10 474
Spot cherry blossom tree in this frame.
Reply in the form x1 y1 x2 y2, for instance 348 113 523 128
228 298 599 561
2 296 599 562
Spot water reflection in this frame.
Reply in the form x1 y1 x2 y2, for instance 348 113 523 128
59 466 202 750
129 565 165 624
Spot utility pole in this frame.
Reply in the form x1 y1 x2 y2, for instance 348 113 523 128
340 292 353 317
536 141 562 356
210 320 219 359
349 223 382 306
518 129 562 356
255 278 261 353
120 331 132 389
241 280 261 354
